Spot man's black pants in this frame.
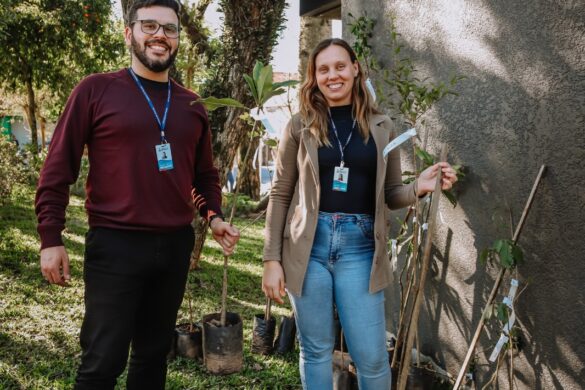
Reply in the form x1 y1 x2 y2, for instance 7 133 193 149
74 226 194 390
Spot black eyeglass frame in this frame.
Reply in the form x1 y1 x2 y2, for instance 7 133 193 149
130 19 180 38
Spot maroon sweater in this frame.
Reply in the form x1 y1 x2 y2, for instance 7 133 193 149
35 69 222 249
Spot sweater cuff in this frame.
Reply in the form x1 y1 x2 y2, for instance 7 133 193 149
38 225 64 250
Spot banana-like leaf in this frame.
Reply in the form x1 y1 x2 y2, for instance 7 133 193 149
243 74 259 104
256 64 273 105
253 60 263 83
193 96 246 111
273 80 299 90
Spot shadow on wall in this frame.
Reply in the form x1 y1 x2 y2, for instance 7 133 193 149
355 0 585 388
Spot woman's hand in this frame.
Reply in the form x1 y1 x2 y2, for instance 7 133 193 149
262 260 286 304
416 162 458 196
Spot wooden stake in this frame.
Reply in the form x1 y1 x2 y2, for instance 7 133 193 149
220 122 258 327
264 296 272 320
452 164 546 390
397 145 448 390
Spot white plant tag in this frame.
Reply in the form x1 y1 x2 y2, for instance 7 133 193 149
489 334 509 362
503 312 516 335
366 78 377 101
508 279 519 301
390 239 398 271
503 296 513 309
383 128 417 158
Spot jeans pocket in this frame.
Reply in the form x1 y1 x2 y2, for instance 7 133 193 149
356 216 375 241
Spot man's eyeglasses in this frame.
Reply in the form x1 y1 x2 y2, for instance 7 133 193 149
131 19 180 38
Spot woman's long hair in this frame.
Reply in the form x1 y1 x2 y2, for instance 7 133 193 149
299 38 378 146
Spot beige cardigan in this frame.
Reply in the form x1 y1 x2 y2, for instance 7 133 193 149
263 112 417 296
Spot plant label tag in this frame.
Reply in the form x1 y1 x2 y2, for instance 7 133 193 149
503 296 513 309
155 143 174 171
508 279 519 300
332 166 349 192
383 128 417 158
366 78 377 101
489 334 509 362
390 239 398 271
503 312 516 335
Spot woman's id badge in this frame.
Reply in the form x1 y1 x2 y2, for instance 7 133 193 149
332 166 349 192
155 143 174 171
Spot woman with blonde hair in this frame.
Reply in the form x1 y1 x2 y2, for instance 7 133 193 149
262 38 457 389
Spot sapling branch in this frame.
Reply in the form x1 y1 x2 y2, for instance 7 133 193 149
220 120 259 327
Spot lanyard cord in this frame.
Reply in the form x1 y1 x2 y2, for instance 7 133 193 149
328 109 357 168
128 68 171 143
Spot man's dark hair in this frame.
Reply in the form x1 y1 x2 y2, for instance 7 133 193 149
126 0 181 25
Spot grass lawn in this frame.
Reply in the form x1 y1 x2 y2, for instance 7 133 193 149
0 184 301 389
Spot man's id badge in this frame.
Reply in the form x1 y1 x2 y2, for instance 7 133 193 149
332 166 349 192
155 143 174 171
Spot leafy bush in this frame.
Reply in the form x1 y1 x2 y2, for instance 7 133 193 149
0 136 23 204
18 143 47 186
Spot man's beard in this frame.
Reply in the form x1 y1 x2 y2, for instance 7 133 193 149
131 35 178 73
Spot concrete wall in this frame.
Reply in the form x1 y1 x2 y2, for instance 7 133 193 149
342 0 585 388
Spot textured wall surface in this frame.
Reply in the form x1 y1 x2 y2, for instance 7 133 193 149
342 0 585 388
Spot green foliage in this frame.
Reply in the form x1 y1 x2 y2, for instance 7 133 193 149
402 146 465 207
0 135 23 203
348 13 378 76
221 193 259 216
197 61 298 114
194 97 246 112
480 239 524 269
346 13 465 127
0 0 125 153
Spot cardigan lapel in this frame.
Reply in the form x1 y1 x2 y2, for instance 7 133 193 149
369 113 390 206
300 127 319 187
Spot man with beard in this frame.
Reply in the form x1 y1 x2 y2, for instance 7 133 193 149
35 1 240 388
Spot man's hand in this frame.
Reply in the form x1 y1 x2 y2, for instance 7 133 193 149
210 218 240 256
40 246 71 287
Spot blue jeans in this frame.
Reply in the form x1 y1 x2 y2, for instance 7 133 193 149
289 212 390 390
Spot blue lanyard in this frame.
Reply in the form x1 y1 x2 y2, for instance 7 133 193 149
329 109 357 168
128 68 171 143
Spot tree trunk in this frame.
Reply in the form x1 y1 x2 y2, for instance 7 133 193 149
25 76 38 154
39 115 46 151
239 136 260 199
190 214 208 270
205 0 286 190
299 16 332 81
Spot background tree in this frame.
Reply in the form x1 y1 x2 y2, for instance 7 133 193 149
0 0 124 153
203 0 287 199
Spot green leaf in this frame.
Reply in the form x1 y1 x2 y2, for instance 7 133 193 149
415 147 435 167
511 244 524 265
193 97 246 112
272 80 299 89
243 74 259 104
264 139 278 148
499 240 513 268
497 303 509 322
256 64 273 105
253 60 263 82
479 248 489 265
493 239 504 253
442 189 457 207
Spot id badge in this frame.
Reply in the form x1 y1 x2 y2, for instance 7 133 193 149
155 143 174 171
332 166 349 192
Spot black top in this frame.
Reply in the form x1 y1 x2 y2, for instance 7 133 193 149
318 105 377 215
